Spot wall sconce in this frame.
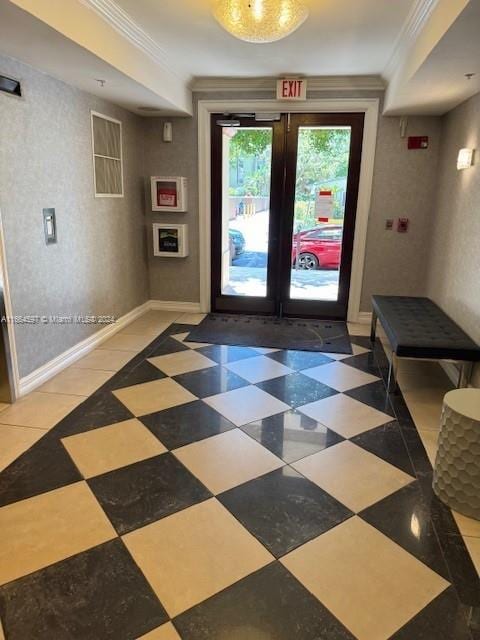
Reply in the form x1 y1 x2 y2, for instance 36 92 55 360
457 148 475 170
163 122 173 143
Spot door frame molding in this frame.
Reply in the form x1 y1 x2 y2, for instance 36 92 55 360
198 98 380 322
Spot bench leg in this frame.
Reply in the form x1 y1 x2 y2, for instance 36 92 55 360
387 351 399 394
370 310 377 343
458 362 473 388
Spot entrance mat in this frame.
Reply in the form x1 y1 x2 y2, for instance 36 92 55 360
186 314 352 354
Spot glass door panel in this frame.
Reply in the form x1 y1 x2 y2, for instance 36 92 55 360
211 113 364 319
280 113 364 319
220 127 273 298
290 126 351 302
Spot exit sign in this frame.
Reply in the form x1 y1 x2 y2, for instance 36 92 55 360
277 78 307 101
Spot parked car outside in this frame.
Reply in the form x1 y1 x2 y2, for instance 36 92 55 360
229 228 246 257
291 224 343 270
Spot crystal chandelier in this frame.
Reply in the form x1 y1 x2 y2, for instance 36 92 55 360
213 0 309 43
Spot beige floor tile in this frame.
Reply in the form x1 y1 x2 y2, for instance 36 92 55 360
39 367 113 397
298 393 392 438
138 622 181 640
204 385 289 426
452 510 480 538
302 361 379 391
174 429 284 494
463 536 480 576
0 403 9 413
72 349 134 372
123 498 272 617
347 322 371 337
402 386 446 431
292 441 414 512
397 360 452 390
120 320 171 337
0 424 45 472
171 333 210 349
120 311 177 336
282 517 448 640
0 481 116 585
224 355 293 384
178 312 206 325
418 428 438 466
148 350 216 377
99 333 154 352
113 377 196 417
62 419 167 478
328 343 370 360
0 392 83 430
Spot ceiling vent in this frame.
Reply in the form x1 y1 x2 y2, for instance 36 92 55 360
0 74 21 97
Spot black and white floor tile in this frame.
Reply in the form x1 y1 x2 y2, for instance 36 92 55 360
0 321 479 639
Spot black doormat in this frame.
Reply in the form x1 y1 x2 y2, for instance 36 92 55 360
186 314 352 354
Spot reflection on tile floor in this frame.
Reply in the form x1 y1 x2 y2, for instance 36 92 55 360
0 316 479 639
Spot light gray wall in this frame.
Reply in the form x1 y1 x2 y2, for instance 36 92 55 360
426 92 480 387
143 113 200 302
360 116 442 309
0 54 149 378
144 90 442 312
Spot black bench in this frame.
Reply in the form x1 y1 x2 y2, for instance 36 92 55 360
370 295 480 392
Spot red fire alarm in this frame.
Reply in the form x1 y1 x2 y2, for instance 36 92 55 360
397 218 409 233
408 136 429 150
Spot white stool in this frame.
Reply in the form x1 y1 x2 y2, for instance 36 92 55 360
433 388 480 520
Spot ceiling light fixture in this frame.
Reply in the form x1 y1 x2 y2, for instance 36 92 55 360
213 0 309 43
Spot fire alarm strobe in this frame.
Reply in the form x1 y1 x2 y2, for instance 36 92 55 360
408 136 429 150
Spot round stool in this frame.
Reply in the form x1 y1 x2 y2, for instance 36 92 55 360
433 388 480 520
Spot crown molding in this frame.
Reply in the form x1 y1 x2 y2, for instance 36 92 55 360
191 75 385 93
80 0 190 84
383 0 439 78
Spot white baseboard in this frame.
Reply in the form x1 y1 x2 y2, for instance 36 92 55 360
17 299 203 397
149 300 202 313
440 361 459 386
18 301 151 397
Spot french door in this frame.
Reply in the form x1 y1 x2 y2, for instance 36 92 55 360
211 112 364 319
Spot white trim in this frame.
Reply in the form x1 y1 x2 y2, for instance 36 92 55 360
383 0 439 78
149 300 202 313
192 75 385 93
440 361 460 386
197 98 380 320
18 301 151 397
80 0 190 84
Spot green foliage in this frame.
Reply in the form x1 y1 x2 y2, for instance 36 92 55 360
229 129 271 161
227 127 351 207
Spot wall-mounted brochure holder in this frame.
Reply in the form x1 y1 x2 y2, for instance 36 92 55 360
153 223 189 258
151 176 187 212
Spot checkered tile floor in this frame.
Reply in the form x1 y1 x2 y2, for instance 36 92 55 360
0 323 479 639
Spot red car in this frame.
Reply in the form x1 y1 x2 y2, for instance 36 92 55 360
291 225 343 270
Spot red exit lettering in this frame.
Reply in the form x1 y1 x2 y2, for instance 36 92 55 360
277 78 307 101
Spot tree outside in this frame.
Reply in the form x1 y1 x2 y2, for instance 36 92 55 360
228 126 351 230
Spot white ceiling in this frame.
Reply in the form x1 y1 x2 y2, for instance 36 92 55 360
1 0 479 116
115 0 416 78
0 0 183 114
384 0 480 114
